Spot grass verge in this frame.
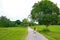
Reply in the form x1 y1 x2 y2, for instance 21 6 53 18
31 25 60 40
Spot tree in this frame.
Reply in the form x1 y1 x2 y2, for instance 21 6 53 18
15 20 21 25
57 15 60 25
30 0 59 29
0 16 10 27
22 18 29 27
29 21 37 26
9 21 17 27
0 16 17 27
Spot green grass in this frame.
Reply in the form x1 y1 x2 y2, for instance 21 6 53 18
31 25 60 40
0 27 27 40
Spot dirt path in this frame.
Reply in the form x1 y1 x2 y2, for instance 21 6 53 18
26 27 48 40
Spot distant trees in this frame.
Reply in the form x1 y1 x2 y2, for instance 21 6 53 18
0 16 37 27
30 0 60 29
15 20 21 25
0 16 17 27
21 18 29 27
29 21 37 26
0 16 10 27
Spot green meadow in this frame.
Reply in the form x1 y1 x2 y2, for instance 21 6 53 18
32 25 60 40
0 25 60 40
0 27 27 40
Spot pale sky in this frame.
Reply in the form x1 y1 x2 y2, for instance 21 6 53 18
0 0 60 21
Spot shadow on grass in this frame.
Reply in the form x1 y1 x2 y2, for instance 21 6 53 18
38 29 51 33
38 29 60 40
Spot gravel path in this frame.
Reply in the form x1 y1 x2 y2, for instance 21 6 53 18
26 27 48 40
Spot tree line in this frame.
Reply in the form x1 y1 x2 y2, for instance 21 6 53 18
0 16 36 27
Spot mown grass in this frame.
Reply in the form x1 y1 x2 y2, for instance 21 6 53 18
0 27 27 40
31 25 60 40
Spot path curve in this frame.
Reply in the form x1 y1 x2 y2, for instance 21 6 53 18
26 27 48 40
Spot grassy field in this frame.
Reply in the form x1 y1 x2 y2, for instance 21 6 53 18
0 27 27 40
31 25 60 40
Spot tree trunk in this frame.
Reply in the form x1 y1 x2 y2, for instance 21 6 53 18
46 25 48 30
46 22 49 30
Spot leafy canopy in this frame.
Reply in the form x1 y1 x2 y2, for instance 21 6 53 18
30 0 59 25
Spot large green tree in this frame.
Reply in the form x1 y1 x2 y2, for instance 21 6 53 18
30 0 59 29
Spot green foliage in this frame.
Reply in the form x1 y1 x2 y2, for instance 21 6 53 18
21 18 29 27
0 16 10 27
0 16 17 27
30 0 59 25
57 15 60 25
15 20 21 25
9 21 17 27
29 21 37 26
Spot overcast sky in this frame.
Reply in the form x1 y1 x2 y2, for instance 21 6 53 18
0 0 60 21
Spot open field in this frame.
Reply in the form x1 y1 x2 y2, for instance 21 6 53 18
31 25 60 40
0 27 27 40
